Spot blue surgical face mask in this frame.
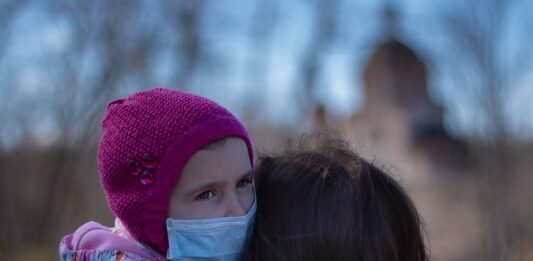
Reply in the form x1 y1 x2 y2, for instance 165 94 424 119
165 200 257 261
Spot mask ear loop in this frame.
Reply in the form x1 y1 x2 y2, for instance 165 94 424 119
246 195 257 217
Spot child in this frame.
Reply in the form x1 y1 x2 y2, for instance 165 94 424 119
243 134 427 261
59 88 256 260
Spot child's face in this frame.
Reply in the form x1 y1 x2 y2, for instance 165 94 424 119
168 138 254 220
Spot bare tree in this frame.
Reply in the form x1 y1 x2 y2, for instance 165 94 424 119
0 0 29 148
162 0 205 88
0 0 29 61
296 0 338 120
36 0 162 243
0 0 30 254
242 0 279 122
437 0 533 259
1 0 162 255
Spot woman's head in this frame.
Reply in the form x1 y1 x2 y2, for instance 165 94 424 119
244 134 427 261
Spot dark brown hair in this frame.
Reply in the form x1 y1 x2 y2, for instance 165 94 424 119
244 134 427 261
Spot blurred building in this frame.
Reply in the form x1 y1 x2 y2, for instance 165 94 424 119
342 38 470 175
313 8 482 259
338 34 479 261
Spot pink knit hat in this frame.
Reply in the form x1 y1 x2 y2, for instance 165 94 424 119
97 88 253 255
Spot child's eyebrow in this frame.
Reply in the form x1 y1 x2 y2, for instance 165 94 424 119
184 170 254 197
238 170 254 180
185 181 225 198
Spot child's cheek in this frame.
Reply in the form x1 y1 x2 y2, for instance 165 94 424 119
237 188 255 213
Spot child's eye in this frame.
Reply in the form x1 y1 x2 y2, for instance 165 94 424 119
236 177 253 188
196 191 215 200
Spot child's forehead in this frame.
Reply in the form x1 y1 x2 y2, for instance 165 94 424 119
202 137 228 150
176 138 252 188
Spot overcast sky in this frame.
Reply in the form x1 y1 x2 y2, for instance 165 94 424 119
1 0 533 148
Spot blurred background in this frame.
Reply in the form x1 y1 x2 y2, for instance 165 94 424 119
1 0 532 260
